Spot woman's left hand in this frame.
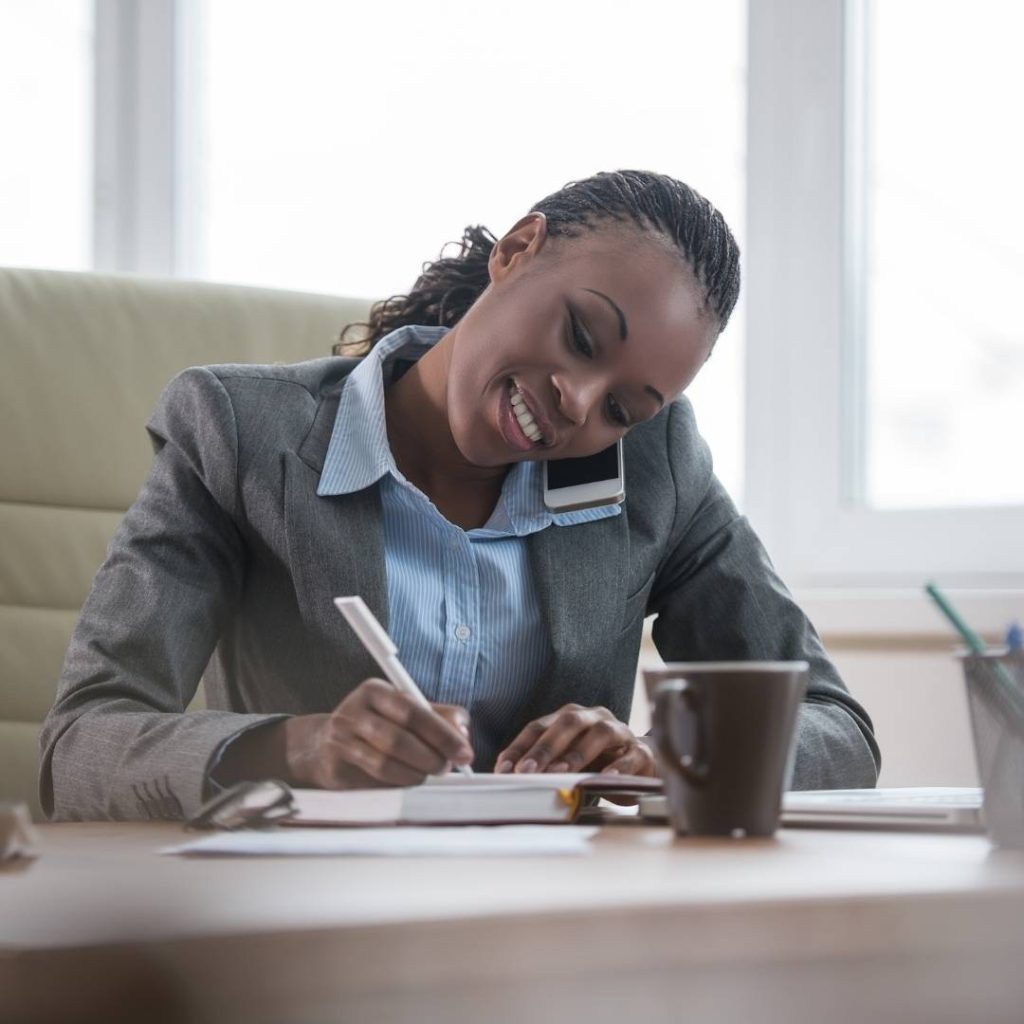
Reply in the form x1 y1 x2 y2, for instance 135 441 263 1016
494 703 657 777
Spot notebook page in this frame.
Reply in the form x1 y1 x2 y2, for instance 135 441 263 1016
424 772 660 790
291 787 405 824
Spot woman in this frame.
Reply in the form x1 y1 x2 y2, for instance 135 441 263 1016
40 170 880 821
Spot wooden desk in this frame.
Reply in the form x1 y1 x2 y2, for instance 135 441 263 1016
3 820 1024 1024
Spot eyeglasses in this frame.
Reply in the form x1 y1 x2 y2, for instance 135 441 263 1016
186 779 295 831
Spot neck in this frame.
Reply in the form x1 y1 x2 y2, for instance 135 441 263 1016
383 328 507 495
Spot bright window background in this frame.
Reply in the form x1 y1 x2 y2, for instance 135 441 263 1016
863 0 1024 509
198 0 747 501
0 0 93 270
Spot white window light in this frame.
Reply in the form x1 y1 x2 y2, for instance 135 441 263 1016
744 0 1023 621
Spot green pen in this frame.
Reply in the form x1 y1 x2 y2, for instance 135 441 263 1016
924 581 1024 722
925 582 989 654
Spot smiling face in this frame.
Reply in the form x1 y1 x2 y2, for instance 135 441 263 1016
443 212 719 468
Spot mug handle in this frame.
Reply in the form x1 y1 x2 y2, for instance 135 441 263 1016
654 679 709 785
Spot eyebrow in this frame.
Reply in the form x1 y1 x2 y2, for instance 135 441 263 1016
644 384 665 408
581 288 664 410
583 288 628 341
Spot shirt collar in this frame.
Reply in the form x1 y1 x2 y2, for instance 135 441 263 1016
317 323 621 533
317 323 443 497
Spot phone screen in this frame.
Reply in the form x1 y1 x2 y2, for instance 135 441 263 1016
545 443 620 489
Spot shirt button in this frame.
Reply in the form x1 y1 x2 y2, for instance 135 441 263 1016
454 624 471 642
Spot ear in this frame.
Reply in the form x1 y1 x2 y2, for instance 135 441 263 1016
488 212 548 283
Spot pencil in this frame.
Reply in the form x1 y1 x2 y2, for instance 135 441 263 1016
924 581 1024 723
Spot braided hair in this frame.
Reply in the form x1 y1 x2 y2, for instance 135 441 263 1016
334 169 740 356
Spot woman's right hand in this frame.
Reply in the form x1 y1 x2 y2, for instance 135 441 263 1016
281 678 474 789
215 678 474 790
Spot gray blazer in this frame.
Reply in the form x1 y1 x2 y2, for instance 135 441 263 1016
39 357 880 821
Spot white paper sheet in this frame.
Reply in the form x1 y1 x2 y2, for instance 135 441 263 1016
162 825 598 857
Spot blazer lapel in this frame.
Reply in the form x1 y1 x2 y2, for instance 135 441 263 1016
283 378 389 694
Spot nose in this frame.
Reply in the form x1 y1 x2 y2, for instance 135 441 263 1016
552 372 603 427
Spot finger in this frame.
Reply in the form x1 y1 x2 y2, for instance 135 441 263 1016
330 734 430 788
432 704 473 771
589 741 632 770
515 708 604 774
365 684 474 765
543 719 634 774
600 742 657 777
346 710 452 776
550 741 628 774
433 703 471 740
494 720 548 773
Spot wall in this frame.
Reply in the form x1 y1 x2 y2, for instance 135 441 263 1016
629 626 980 788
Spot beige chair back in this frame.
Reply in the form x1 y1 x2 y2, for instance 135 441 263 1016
0 267 371 817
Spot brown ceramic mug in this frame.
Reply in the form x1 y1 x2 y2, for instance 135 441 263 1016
644 662 808 838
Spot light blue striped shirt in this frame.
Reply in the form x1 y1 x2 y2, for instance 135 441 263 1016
317 324 621 768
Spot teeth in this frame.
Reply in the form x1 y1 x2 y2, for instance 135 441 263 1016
509 381 544 444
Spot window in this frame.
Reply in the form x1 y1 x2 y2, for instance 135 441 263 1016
194 0 748 501
862 0 1024 511
0 0 93 270
21 1 1019 604
745 0 1023 595
1 0 746 502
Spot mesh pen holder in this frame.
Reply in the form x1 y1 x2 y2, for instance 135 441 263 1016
959 650 1024 848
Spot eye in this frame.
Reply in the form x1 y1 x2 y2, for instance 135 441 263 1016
607 396 629 428
567 308 630 428
568 310 594 358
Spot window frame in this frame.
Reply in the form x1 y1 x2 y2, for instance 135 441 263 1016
90 0 1024 631
744 0 1024 617
93 0 202 275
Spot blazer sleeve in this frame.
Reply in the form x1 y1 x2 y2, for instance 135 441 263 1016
38 367 289 821
648 400 881 790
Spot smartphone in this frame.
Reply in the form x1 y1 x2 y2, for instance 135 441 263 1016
543 439 625 512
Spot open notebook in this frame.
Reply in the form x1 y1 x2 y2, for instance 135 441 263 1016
286 772 664 826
